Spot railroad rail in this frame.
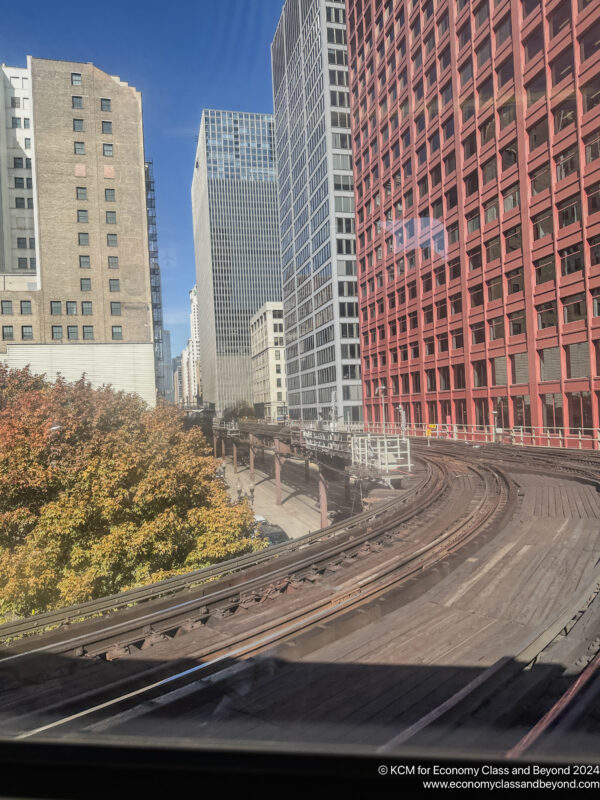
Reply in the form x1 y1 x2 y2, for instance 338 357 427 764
378 573 600 757
0 457 430 643
0 450 514 739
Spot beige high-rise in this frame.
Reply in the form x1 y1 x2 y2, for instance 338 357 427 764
0 57 156 405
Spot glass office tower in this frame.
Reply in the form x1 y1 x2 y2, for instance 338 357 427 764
192 110 282 414
272 0 364 422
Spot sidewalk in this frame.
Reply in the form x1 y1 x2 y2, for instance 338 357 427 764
222 457 322 540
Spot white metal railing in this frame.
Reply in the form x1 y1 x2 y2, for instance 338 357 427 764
360 421 600 451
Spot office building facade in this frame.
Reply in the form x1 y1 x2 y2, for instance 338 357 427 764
272 0 363 423
347 0 600 434
0 57 157 406
250 301 287 421
191 109 282 415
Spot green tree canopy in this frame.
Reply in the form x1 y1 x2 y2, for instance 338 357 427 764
0 366 262 617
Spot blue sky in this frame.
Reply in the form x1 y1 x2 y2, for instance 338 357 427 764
0 0 285 355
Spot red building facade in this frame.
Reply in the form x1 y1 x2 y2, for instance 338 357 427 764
347 0 600 438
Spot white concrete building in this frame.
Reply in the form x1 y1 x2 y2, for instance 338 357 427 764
0 57 158 406
271 0 363 423
250 301 287 422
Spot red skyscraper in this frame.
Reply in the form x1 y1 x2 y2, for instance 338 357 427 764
347 0 600 443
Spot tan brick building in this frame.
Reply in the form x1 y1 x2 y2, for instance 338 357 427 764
0 57 156 405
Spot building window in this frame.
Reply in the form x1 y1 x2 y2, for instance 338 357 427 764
73 118 84 132
1 300 12 315
83 326 94 340
14 178 24 189
21 325 33 340
77 209 88 223
81 301 93 315
15 198 25 209
74 141 85 155
17 258 28 269
101 121 112 134
11 117 21 128
557 196 581 228
100 98 111 112
79 255 90 269
105 188 115 202
112 326 123 340
63 300 77 316
537 301 558 329
109 279 120 292
504 225 522 253
531 164 551 195
2 325 14 340
76 187 87 200
67 326 78 340
103 143 113 157
51 325 63 340
17 238 27 249
71 72 82 85
106 211 116 224
108 256 119 268
535 255 555 285
554 96 577 132
586 182 600 214
110 302 121 316
20 300 31 315
563 293 586 323
532 211 553 240
50 301 62 315
78 232 89 246
107 234 118 247
80 278 91 292
507 268 524 294
585 131 600 164
503 184 520 212
72 96 83 109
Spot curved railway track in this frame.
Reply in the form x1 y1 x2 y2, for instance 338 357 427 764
0 449 514 739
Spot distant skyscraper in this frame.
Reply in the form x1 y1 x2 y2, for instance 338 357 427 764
161 329 174 403
0 57 157 406
191 109 282 415
271 0 363 423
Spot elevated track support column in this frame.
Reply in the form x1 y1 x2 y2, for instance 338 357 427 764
213 434 217 458
221 437 226 459
232 440 238 474
318 464 328 529
274 438 282 506
249 435 256 483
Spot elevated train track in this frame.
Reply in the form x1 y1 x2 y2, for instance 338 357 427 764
1 434 600 759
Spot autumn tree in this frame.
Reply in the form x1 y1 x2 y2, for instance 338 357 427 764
0 366 263 617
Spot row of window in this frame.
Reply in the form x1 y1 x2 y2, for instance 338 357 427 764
77 210 117 224
76 187 115 201
12 157 31 169
78 233 118 246
71 96 111 111
74 142 113 156
1 323 123 341
73 119 112 134
1 300 31 315
78 255 119 269
49 300 121 315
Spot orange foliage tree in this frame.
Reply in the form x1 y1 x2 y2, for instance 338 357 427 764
0 366 262 617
